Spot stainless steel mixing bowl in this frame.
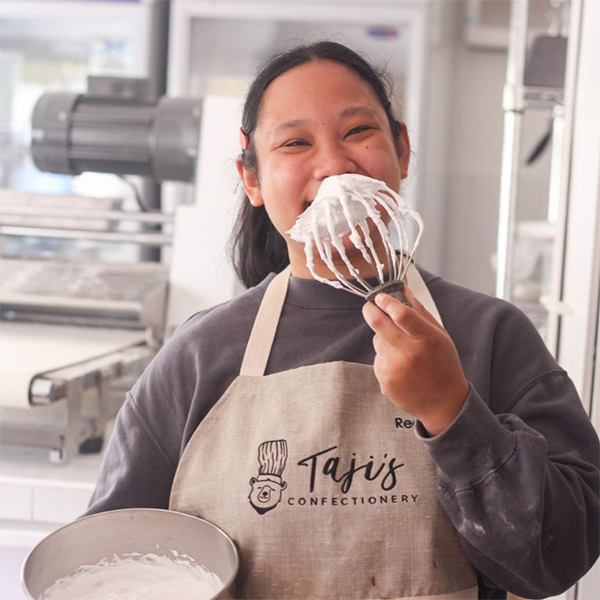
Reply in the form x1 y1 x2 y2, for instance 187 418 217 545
21 508 239 600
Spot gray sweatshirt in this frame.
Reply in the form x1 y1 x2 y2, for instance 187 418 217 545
87 266 599 600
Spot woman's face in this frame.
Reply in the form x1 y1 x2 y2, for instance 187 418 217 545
238 59 410 279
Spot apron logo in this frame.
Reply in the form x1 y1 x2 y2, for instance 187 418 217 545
248 440 288 515
298 446 405 493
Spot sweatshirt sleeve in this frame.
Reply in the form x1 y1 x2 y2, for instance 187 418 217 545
82 297 254 517
416 374 600 599
84 392 177 515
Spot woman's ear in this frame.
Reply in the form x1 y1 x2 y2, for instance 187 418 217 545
396 122 411 180
236 159 264 207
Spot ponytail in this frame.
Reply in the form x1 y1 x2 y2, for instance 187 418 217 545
229 197 289 289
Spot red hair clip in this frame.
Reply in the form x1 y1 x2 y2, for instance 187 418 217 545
239 127 249 151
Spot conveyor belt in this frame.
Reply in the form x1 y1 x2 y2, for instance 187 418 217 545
0 322 146 409
0 259 167 305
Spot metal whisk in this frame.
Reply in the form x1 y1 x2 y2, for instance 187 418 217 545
287 174 424 302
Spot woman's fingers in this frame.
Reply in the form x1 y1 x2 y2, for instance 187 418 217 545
363 286 470 436
368 292 433 339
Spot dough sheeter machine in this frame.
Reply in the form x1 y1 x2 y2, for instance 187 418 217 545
0 76 203 463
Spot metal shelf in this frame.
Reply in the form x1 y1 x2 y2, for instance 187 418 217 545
495 0 570 355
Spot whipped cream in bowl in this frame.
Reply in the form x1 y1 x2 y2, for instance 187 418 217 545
22 509 238 600
39 552 224 600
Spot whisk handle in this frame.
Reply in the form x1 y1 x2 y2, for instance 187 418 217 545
365 280 412 307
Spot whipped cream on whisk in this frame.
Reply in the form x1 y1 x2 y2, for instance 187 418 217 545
287 174 423 298
289 175 377 243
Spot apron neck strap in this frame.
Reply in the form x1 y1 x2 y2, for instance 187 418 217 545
406 264 442 325
240 265 292 377
240 264 442 377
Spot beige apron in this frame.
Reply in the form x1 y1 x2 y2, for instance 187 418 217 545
170 266 478 600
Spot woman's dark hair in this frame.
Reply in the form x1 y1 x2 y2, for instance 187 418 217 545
229 40 402 288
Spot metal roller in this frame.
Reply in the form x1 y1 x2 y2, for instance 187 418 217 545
31 76 202 183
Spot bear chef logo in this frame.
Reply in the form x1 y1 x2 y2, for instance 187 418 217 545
249 440 288 515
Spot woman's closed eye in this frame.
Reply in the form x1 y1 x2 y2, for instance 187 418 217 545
344 125 374 138
275 125 375 150
282 139 310 148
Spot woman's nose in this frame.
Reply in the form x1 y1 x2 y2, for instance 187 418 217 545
313 144 357 180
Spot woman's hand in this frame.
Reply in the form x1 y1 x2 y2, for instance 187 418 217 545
362 286 469 436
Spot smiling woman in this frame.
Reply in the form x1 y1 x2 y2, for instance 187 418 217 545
231 42 407 289
236 59 408 283
85 41 600 600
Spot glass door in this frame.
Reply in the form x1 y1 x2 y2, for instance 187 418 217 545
0 1 155 194
0 0 165 262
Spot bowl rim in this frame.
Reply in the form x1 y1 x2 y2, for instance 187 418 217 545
21 507 240 600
